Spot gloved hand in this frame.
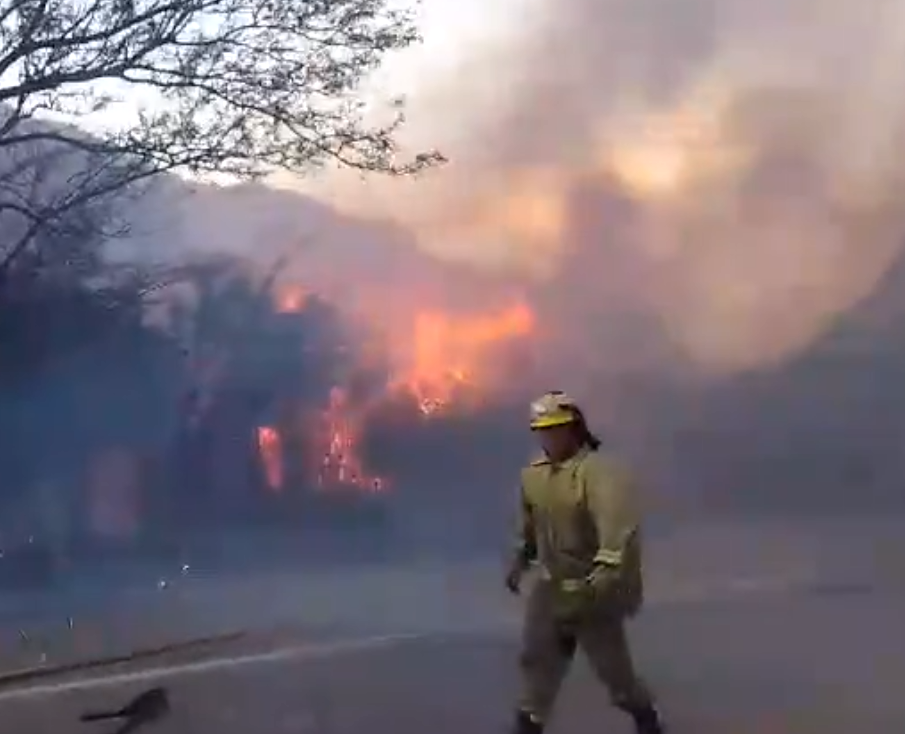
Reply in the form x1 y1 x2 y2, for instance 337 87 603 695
505 561 525 595
587 564 620 605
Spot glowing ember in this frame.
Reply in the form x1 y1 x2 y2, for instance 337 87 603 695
315 387 386 492
275 284 308 313
256 426 283 491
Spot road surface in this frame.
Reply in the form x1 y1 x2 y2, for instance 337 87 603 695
1 517 903 732
1 578 903 734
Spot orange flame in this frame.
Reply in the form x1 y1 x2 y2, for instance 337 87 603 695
256 425 283 491
315 387 386 492
254 293 535 494
389 303 535 415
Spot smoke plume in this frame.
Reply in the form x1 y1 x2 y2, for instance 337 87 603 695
331 0 905 389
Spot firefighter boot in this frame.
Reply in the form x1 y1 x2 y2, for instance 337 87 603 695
623 704 665 734
511 710 544 734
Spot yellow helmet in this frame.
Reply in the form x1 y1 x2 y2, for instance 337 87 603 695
529 391 580 429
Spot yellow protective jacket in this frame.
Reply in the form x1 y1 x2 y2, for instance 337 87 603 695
513 447 644 617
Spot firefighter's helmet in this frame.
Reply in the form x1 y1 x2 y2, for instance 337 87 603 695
529 391 580 430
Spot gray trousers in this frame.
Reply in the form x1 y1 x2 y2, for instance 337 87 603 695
517 579 653 723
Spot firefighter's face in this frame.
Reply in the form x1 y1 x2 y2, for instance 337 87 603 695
535 422 580 461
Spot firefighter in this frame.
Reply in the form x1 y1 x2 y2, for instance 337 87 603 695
505 391 664 734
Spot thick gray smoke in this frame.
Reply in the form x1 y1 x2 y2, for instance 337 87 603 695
326 0 905 395
123 0 905 520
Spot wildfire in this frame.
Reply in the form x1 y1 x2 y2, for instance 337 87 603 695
275 284 308 313
389 303 535 415
253 297 535 494
256 426 283 491
315 387 385 492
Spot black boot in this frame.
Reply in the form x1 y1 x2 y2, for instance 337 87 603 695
511 710 544 734
625 704 665 734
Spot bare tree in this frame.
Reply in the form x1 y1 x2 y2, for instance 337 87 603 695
0 0 444 269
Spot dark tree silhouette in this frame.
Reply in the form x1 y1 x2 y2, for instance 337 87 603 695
0 0 444 265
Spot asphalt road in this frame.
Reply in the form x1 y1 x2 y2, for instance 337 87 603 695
1 517 903 733
2 581 904 734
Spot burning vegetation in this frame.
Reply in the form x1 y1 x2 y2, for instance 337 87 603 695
10 0 905 580
257 280 535 495
0 240 538 581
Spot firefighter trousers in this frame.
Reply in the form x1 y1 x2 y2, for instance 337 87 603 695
517 579 653 723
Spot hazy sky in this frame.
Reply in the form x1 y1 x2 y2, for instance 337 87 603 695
70 0 514 138
376 0 530 92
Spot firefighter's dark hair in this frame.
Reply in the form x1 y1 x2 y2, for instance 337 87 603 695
569 406 601 451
